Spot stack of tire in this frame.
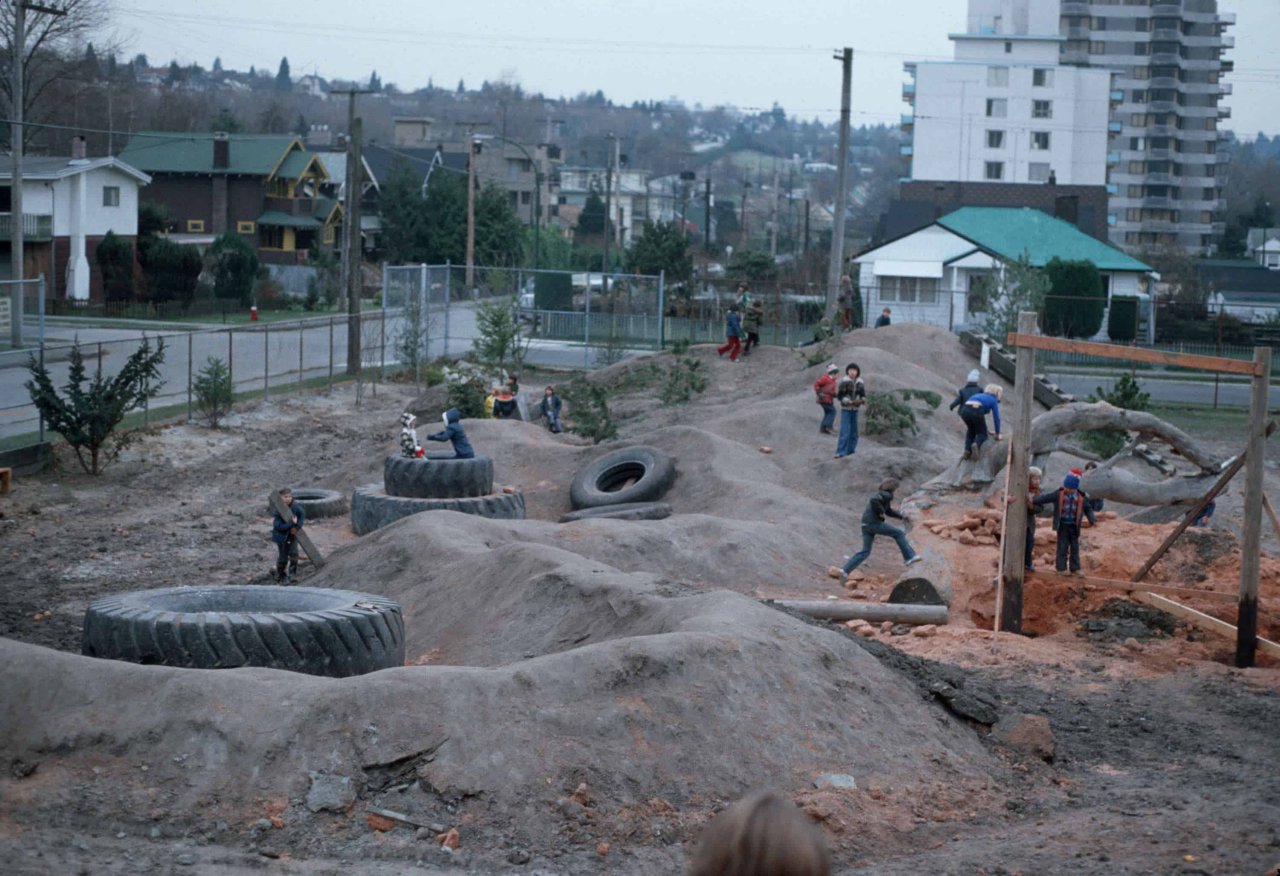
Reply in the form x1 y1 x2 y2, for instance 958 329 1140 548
351 451 525 535
560 445 677 523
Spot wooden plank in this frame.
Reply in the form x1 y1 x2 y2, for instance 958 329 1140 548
1237 346 1271 668
1006 332 1259 376
1000 312 1038 634
1026 571 1236 604
1132 592 1280 660
268 490 326 569
1130 420 1275 584
1263 493 1280 543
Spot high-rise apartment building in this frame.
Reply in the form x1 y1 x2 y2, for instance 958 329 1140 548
903 0 1113 187
1059 0 1235 253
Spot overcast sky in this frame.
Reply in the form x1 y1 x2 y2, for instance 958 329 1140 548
114 0 1278 137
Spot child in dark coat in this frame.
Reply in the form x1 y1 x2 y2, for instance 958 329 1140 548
839 479 922 579
427 408 476 458
271 487 305 583
1032 472 1097 574
540 386 563 433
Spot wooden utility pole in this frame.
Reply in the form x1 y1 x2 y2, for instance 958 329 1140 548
769 164 780 258
466 134 478 289
703 177 712 255
1237 345 1272 667
333 88 371 376
601 133 616 295
999 311 1038 633
825 47 853 321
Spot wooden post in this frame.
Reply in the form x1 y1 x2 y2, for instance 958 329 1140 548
267 490 326 570
999 311 1037 634
1262 493 1280 543
1237 346 1271 668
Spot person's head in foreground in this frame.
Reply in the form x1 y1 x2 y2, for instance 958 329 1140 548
686 791 831 876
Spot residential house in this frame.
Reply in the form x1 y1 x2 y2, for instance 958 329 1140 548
880 179 1111 243
119 132 343 265
1245 228 1280 270
854 206 1153 338
0 140 151 301
556 165 649 247
1199 258 1280 322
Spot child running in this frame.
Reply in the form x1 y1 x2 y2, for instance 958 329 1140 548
839 479 921 580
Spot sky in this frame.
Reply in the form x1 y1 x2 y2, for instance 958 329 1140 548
112 0 1279 137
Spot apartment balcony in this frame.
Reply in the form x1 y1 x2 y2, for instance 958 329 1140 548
1108 121 1124 133
263 195 317 217
1066 26 1089 40
1219 82 1232 95
1151 52 1180 66
1149 99 1177 113
902 82 915 103
1218 106 1231 119
1151 2 1180 14
0 213 53 241
1146 172 1173 185
1110 89 1125 102
900 145 913 158
1143 196 1171 209
1220 12 1237 25
1176 104 1217 118
901 113 914 130
1140 219 1179 233
1175 129 1218 142
1061 1 1088 14
1150 76 1179 90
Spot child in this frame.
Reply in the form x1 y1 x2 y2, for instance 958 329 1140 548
1194 499 1216 527
717 305 743 361
687 791 831 876
1032 472 1097 575
1007 466 1043 571
959 384 1003 461
540 385 563 433
874 307 892 328
840 478 921 579
948 369 984 412
813 363 839 435
834 362 865 459
427 408 476 459
1082 462 1105 514
399 412 424 458
741 300 764 356
271 487 305 583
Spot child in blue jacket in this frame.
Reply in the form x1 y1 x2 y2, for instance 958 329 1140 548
427 408 476 458
959 384 1002 461
271 487 305 583
1032 472 1097 574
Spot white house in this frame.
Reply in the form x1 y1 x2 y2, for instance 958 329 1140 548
903 0 1112 187
854 206 1154 340
1 146 151 301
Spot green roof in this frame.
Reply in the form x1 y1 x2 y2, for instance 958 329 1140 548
119 133 301 176
938 207 1152 273
277 149 325 181
257 211 321 229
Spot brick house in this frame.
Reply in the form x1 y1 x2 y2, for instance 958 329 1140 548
119 132 343 265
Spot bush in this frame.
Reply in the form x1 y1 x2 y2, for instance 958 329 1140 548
864 389 941 440
24 338 166 474
193 357 234 428
253 267 285 310
210 233 259 305
1081 373 1151 459
562 379 616 444
441 361 490 419
659 356 708 405
667 337 691 355
471 297 525 371
534 271 574 310
1042 258 1105 338
1107 296 1139 342
139 238 202 304
96 231 134 302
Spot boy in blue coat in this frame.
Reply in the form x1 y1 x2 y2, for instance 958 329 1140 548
716 305 743 361
427 408 476 458
959 384 1003 460
1032 472 1097 575
271 487 305 583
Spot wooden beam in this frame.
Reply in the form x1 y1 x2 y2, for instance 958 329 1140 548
268 490 326 570
766 599 948 626
1237 345 1271 668
1026 571 1236 604
1130 420 1275 584
1263 493 1280 543
1000 312 1038 634
1132 592 1280 660
1007 332 1259 376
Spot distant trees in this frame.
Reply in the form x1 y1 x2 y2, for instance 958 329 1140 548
95 231 134 302
626 220 693 283
275 57 292 91
210 233 260 305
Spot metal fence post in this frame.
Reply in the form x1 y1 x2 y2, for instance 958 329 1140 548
381 268 389 380
444 262 452 357
657 270 665 350
36 277 45 443
298 322 304 394
187 334 193 422
263 322 270 400
328 316 334 388
584 273 592 368
227 331 234 397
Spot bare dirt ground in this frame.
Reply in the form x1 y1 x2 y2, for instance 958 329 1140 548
2 323 1279 875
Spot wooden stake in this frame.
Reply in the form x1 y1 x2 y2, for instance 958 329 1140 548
268 490 326 570
1237 345 1271 668
1262 493 1280 544
999 311 1038 634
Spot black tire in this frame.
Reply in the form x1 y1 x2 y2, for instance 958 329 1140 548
82 586 405 678
559 502 673 523
384 454 494 499
266 488 346 520
351 484 525 535
569 446 676 510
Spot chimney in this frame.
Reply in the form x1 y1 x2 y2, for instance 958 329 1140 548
1055 195 1079 227
213 132 230 169
70 136 87 161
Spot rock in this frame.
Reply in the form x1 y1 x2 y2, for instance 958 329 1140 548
596 841 611 856
826 566 843 579
890 624 912 636
856 627 876 638
437 828 460 849
1122 637 1144 653
958 530 977 546
507 849 531 865
813 772 857 790
844 619 870 630
974 534 998 546
365 813 396 832
306 772 355 813
175 853 196 866
993 714 1056 762
880 621 893 632
570 782 592 806
502 485 517 494
149 827 162 839
556 797 588 822
252 819 273 831
911 624 938 638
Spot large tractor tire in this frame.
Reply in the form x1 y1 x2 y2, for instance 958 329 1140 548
351 484 525 535
383 454 494 499
569 446 676 510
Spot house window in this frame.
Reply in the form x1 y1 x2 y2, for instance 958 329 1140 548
186 219 206 233
1032 68 1054 87
1132 91 1147 104
1032 100 1053 119
1128 160 1146 174
520 191 532 205
237 221 256 234
102 186 120 207
984 161 1004 181
262 226 284 249
987 66 1009 87
1129 135 1147 149
1028 162 1052 182
986 98 1007 118
0 186 10 212
879 276 938 304
323 225 335 245
967 273 996 315
986 130 1005 149
1032 132 1051 151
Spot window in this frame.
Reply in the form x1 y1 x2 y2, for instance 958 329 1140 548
879 276 938 304
102 186 120 207
984 161 1005 181
262 226 284 248
1004 41 1012 54
1089 41 1106 54
1032 132 1051 150
967 273 996 315
986 98 1007 118
0 186 12 212
1127 185 1144 198
1129 136 1147 150
520 191 531 205
236 221 256 234
986 129 1005 148
1032 100 1053 119
1128 160 1146 174
322 225 335 245
1130 114 1147 127
186 219 205 233
1132 67 1150 80
1028 162 1052 182
987 66 1009 86
1032 68 1054 87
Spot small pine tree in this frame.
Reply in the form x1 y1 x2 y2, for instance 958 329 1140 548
562 379 616 444
193 357 234 428
25 338 166 474
1082 373 1151 459
659 357 708 405
470 297 525 371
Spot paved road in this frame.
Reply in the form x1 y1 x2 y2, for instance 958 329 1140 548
1049 371 1275 408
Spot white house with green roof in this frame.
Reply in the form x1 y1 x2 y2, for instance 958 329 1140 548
853 206 1154 340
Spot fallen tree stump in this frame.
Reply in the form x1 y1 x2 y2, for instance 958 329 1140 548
888 549 953 607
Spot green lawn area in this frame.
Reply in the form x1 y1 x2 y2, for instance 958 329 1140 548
1147 402 1269 439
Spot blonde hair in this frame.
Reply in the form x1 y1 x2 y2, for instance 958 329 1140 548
984 384 1003 399
1028 466 1043 479
687 792 831 876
